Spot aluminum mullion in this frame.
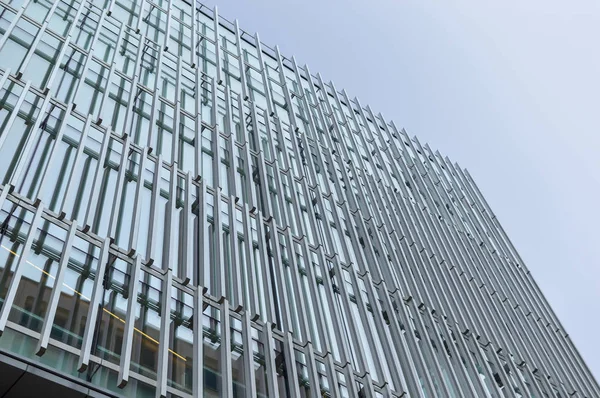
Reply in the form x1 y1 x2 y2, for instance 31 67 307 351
77 236 111 371
266 221 293 333
189 0 197 67
8 87 54 189
83 127 111 230
220 300 234 398
253 33 275 117
0 0 32 52
163 165 178 273
359 270 407 394
227 196 243 308
283 228 310 341
107 134 131 241
0 203 44 335
240 204 259 316
375 281 424 397
212 6 222 85
128 147 149 255
60 114 92 218
181 172 193 285
212 184 225 299
313 247 354 369
70 9 108 112
238 102 257 212
297 239 333 356
262 321 281 398
192 286 204 397
0 80 32 151
241 310 257 398
121 32 146 142
156 269 173 398
171 56 183 164
117 254 143 388
41 0 89 94
256 211 276 322
35 219 78 355
282 331 302 398
391 291 440 398
95 29 126 125
148 154 164 264
0 68 12 93
0 184 12 212
233 20 249 101
147 49 165 151
223 90 239 198
163 0 172 51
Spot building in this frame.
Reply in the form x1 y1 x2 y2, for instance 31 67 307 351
0 0 598 396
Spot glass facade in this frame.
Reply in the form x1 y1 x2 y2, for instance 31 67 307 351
0 0 599 397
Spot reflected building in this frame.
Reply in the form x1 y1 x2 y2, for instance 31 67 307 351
0 0 598 397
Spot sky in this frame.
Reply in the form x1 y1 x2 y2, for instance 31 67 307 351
208 0 600 381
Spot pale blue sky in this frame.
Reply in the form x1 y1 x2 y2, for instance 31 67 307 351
209 0 600 380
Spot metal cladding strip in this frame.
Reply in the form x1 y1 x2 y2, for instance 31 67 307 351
302 342 323 398
233 20 249 101
196 182 207 288
8 85 54 189
212 183 225 300
156 268 173 398
240 309 257 398
164 164 179 275
379 163 532 394
375 280 428 397
107 133 132 242
192 285 204 397
456 166 598 396
148 154 163 265
121 31 147 149
254 32 275 117
40 1 86 96
117 254 143 388
181 172 194 285
282 329 302 398
399 134 553 395
0 0 32 52
163 0 173 51
240 203 259 316
70 7 108 113
0 184 12 213
282 228 309 340
135 0 146 33
227 194 243 308
212 6 222 85
220 299 234 398
0 68 12 92
95 25 126 126
266 218 293 334
262 322 281 398
77 237 111 371
238 100 257 212
35 219 78 356
128 147 150 255
255 210 276 323
83 127 112 230
147 48 165 152
441 156 578 391
0 80 32 151
0 203 44 335
59 114 93 219
171 55 183 164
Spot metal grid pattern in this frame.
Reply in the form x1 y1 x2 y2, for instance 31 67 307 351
0 0 598 397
